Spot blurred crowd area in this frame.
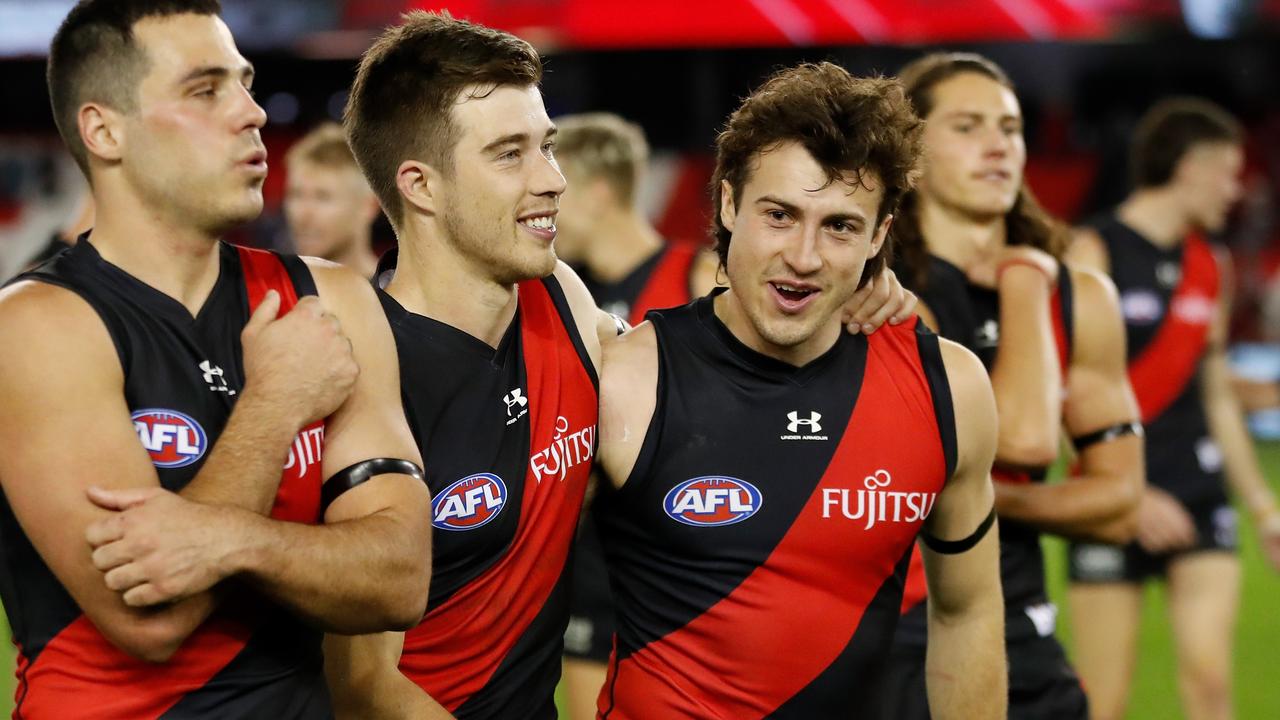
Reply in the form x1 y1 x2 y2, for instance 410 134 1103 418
3 1 1280 376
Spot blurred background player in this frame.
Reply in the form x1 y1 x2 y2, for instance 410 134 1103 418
1067 97 1280 720
551 111 718 719
283 122 380 278
594 62 1006 720
553 112 719 324
882 52 1144 720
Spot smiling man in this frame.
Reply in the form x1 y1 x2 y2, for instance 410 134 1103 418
591 63 1006 720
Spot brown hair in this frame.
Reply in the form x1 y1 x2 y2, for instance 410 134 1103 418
894 52 1067 287
47 0 222 176
1131 97 1242 189
554 113 649 209
710 62 922 288
344 10 542 226
286 122 359 172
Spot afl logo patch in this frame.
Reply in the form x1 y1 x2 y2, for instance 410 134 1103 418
432 473 507 531
664 476 763 527
131 409 207 468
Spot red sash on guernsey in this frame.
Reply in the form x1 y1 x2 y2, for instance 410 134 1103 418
602 319 947 718
1127 235 1219 423
628 244 699 326
398 279 598 712
899 280 1072 614
16 247 325 719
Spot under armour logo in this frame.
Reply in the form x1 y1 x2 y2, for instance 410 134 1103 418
504 389 528 415
786 411 822 433
504 388 529 426
1156 261 1181 288
199 360 235 395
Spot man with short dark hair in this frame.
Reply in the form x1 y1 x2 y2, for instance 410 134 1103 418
0 2 431 716
284 122 381 277
593 62 1006 720
1067 97 1280 720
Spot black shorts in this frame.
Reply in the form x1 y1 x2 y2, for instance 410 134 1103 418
564 513 615 663
1068 500 1238 583
878 622 1088 720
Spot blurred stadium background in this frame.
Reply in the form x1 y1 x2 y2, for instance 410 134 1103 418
1 0 1279 717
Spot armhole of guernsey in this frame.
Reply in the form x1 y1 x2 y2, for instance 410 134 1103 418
539 274 600 391
916 323 958 481
611 310 671 499
277 253 318 298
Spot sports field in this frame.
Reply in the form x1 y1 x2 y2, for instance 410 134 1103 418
2 446 1277 718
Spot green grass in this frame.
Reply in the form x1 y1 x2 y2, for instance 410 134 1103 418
4 447 1279 718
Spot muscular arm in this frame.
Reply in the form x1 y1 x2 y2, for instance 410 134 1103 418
921 340 1006 720
88 263 430 633
1201 254 1280 566
989 262 1062 467
0 282 259 662
226 262 431 632
993 269 1144 543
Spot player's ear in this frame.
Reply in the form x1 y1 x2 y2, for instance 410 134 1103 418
719 179 737 233
397 159 440 217
80 102 126 164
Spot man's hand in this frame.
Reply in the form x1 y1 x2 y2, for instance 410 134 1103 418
85 486 242 607
241 290 360 430
1134 487 1197 554
969 245 1058 290
842 267 918 334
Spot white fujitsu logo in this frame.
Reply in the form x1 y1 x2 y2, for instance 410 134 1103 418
787 411 822 433
821 469 938 531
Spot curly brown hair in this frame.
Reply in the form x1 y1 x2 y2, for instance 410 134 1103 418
710 62 923 288
893 52 1067 288
344 11 542 227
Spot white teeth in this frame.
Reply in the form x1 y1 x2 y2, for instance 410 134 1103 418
521 215 555 230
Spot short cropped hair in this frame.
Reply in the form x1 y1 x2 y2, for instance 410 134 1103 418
554 113 649 209
710 62 922 287
1131 97 1242 189
344 11 542 226
286 122 359 172
47 0 222 175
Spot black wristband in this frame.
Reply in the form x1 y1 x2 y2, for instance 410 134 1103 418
920 506 996 555
1072 421 1144 452
322 458 426 513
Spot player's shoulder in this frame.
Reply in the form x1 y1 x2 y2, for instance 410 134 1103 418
1065 225 1111 274
0 278 102 343
0 279 119 383
551 260 598 317
936 337 993 408
300 255 382 312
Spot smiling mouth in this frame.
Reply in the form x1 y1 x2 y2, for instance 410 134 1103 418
519 215 556 232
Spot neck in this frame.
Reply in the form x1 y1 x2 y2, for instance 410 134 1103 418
385 221 517 349
1117 188 1190 249
714 289 840 368
87 182 223 315
917 196 1007 272
331 237 379 279
583 207 665 283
